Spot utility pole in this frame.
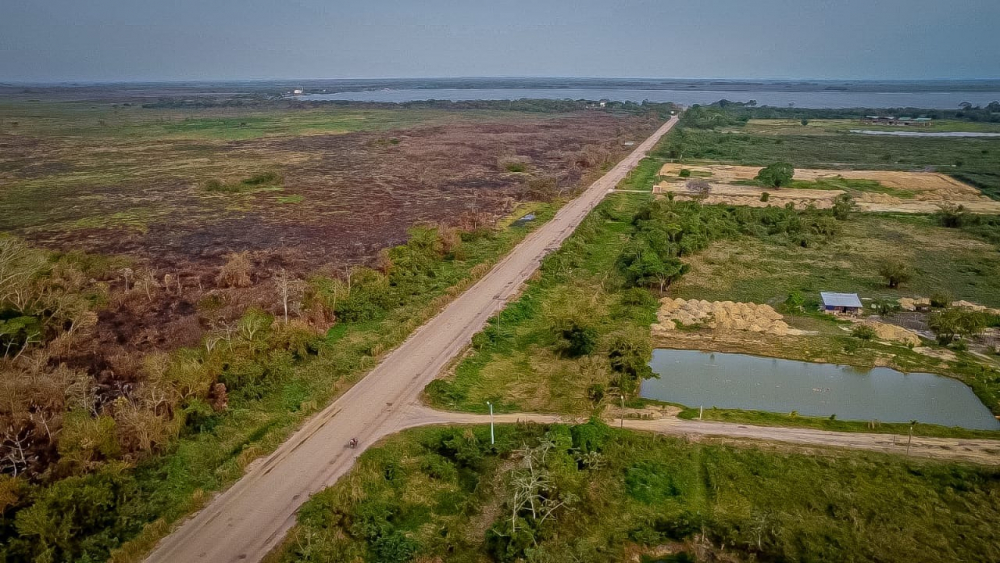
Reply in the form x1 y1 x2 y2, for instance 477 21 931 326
907 421 915 456
620 394 625 429
487 401 495 445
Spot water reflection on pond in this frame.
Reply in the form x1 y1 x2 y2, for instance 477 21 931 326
642 349 1000 431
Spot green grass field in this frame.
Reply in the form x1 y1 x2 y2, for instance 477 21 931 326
0 101 497 141
273 422 1000 563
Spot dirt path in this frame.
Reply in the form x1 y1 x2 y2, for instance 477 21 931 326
403 407 1000 466
142 117 680 563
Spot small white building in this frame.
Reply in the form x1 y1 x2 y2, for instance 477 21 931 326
292 89 304 95
820 292 863 315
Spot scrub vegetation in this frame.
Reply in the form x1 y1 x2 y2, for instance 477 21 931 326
272 422 1000 563
0 95 672 562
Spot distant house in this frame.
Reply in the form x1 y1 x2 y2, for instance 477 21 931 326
861 116 898 126
820 292 863 315
860 115 931 127
292 89 304 95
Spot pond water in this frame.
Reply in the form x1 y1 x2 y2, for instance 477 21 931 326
850 129 1000 138
642 349 1000 430
299 88 1000 109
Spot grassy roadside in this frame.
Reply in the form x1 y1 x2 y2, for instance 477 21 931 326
269 422 1000 563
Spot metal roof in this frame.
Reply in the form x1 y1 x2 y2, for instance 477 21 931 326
820 292 863 308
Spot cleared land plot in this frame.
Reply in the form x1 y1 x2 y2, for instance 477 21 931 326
655 163 1000 213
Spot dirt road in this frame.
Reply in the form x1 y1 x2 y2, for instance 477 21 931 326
143 116 680 563
402 407 1000 466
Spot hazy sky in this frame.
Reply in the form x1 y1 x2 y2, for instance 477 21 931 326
2 0 998 82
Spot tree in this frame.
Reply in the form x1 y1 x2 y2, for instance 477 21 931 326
755 163 794 188
800 118 809 126
606 328 654 395
275 268 306 323
878 259 912 289
929 307 987 345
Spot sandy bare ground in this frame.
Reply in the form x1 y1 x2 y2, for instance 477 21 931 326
654 163 1000 213
142 117 680 563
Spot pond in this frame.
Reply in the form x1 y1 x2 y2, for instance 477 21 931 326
642 349 1000 430
850 129 1000 138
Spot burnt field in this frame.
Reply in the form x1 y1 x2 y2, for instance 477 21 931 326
1 103 656 271
0 100 664 504
0 102 659 357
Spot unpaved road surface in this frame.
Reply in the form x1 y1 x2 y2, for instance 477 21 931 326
406 407 1000 466
143 116 680 563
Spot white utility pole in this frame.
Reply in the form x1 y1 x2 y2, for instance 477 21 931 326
487 401 495 445
620 394 625 429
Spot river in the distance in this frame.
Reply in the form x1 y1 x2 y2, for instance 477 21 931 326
300 88 1000 109
642 349 1000 430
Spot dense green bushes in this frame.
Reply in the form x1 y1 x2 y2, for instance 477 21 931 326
618 198 842 293
276 422 1000 563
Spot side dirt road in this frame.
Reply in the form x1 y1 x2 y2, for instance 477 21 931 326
401 407 1000 466
142 117 681 563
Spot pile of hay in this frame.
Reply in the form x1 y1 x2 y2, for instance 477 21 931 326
652 298 792 335
898 297 930 311
858 320 922 346
951 300 1000 315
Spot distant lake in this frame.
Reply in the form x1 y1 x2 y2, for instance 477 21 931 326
641 349 1000 430
299 88 1000 109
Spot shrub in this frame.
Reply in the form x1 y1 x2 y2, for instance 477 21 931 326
12 468 140 563
832 194 855 220
754 163 794 188
930 292 952 308
561 323 598 357
870 298 901 317
570 418 611 453
678 169 691 178
851 324 877 341
216 252 253 288
784 292 805 312
760 192 770 202
625 461 680 504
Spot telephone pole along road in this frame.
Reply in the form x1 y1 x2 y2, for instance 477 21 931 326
143 115 680 563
